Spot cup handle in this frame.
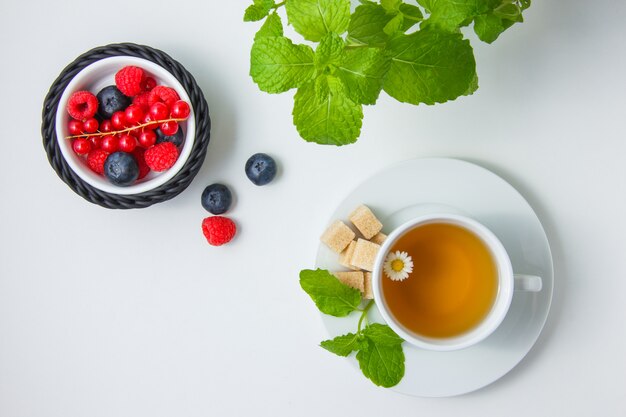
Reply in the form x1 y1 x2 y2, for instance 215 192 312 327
514 274 542 292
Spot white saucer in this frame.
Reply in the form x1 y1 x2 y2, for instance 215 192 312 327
315 158 553 397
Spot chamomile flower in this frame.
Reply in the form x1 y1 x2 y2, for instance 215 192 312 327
383 251 414 281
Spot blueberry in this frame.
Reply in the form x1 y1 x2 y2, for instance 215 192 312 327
155 127 184 147
201 183 232 214
104 152 139 186
96 85 131 119
245 153 277 186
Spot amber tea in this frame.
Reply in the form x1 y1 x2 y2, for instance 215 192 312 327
381 222 498 338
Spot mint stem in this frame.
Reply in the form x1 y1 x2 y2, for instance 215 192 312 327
272 1 285 9
357 300 374 333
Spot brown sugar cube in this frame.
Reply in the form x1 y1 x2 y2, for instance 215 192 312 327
320 220 356 253
370 232 387 245
338 240 359 270
363 272 373 300
333 271 365 293
349 205 383 240
350 238 381 272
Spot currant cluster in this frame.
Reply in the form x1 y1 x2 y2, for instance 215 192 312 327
65 65 192 186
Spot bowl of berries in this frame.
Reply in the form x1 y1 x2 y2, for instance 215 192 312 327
42 43 211 208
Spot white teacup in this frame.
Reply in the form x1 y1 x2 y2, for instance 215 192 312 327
372 213 542 351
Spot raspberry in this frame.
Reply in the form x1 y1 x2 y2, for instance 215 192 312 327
67 91 98 121
132 92 151 113
115 66 145 97
142 76 157 91
148 86 180 108
202 216 236 246
131 147 150 179
86 149 110 175
144 142 179 172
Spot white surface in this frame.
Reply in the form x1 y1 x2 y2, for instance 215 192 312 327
315 158 553 396
1 0 625 416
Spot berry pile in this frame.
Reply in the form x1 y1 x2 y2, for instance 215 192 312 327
65 65 192 186
199 154 278 246
201 183 236 246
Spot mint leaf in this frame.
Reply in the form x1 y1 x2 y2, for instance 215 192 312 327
361 323 404 346
473 13 506 43
250 37 315 93
383 13 404 35
356 329 405 388
494 2 523 22
244 0 275 22
321 332 362 356
254 12 283 40
347 3 391 46
464 72 479 96
383 30 476 105
336 47 390 105
380 0 401 12
315 32 344 69
314 75 331 100
399 3 424 31
285 0 351 42
418 0 488 31
299 269 362 316
348 2 423 46
293 78 363 146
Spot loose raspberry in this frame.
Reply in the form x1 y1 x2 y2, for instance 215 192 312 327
144 142 179 172
148 86 180 108
86 149 110 175
131 147 150 179
202 216 236 246
115 66 145 97
132 91 151 113
67 91 98 121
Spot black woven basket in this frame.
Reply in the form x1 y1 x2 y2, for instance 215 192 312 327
41 43 211 209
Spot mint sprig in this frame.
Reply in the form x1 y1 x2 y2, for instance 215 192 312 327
300 269 405 388
245 0 531 146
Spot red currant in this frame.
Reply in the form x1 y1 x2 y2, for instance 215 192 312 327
160 121 179 136
68 120 83 135
125 105 144 125
111 111 126 129
149 102 169 121
90 136 102 149
72 138 91 155
143 77 157 91
118 134 137 153
170 100 190 120
138 130 157 148
101 135 119 153
83 118 99 133
100 120 113 133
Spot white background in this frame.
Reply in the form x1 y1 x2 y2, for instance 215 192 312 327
1 0 625 416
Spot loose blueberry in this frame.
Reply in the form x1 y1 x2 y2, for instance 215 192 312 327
245 153 277 186
155 127 185 147
104 152 139 186
201 183 232 215
96 85 131 119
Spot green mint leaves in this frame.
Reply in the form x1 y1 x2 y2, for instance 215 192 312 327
384 30 476 105
285 0 351 41
300 269 406 388
250 37 315 93
244 0 276 22
357 324 405 388
299 269 362 316
245 0 531 145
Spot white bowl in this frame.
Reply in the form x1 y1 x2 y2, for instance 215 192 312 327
55 56 196 195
